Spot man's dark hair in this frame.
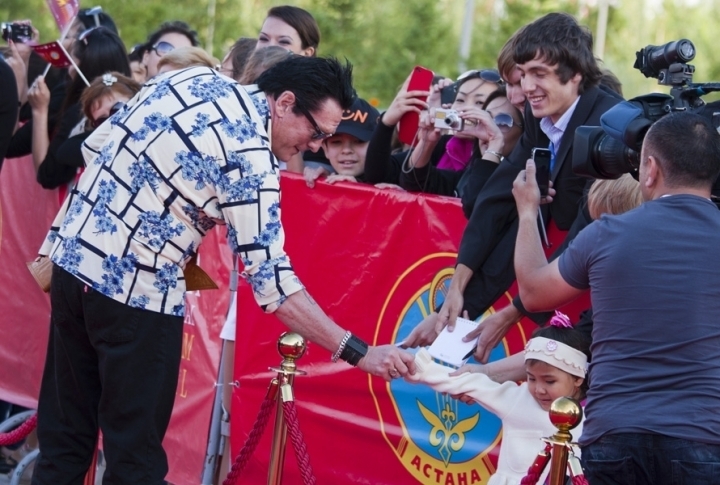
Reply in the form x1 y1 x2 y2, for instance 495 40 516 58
256 56 354 114
266 5 320 54
644 112 720 189
146 21 200 48
513 12 602 93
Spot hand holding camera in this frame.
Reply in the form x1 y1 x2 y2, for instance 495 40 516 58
2 22 33 44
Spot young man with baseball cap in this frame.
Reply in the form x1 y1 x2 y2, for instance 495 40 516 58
304 97 381 186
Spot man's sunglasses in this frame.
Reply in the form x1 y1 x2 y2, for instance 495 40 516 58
457 69 503 85
493 112 521 132
296 104 333 140
152 41 175 57
92 101 125 129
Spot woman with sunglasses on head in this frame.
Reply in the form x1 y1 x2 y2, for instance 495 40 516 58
399 87 524 196
142 21 199 81
257 5 319 57
365 68 503 186
31 26 131 190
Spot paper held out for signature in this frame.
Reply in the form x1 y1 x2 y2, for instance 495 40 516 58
427 317 480 367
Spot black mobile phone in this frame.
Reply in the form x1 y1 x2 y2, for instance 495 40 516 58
532 147 552 197
440 83 457 105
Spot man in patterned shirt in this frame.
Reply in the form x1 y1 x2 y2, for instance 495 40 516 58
33 56 416 485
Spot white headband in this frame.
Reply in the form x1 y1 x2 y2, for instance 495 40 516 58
524 337 587 378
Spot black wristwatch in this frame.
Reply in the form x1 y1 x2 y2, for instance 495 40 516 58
339 334 369 366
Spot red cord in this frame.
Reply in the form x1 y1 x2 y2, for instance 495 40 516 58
0 414 37 446
222 397 275 485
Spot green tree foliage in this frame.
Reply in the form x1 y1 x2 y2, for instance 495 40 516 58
3 0 720 105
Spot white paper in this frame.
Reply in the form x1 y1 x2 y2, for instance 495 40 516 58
427 317 479 367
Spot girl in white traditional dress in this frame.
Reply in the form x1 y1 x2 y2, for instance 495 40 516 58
406 312 590 485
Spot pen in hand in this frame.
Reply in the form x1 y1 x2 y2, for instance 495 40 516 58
462 346 476 360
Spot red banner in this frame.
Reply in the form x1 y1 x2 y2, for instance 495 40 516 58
231 174 589 485
0 155 59 409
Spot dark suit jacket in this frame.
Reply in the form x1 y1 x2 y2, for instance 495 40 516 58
456 85 623 319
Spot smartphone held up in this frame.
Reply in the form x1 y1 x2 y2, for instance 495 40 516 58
531 147 552 197
397 65 434 146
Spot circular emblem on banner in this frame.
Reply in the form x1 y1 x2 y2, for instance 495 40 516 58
370 253 530 484
50 51 60 61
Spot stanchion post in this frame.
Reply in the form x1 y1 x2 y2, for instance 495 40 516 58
266 332 307 485
546 397 583 485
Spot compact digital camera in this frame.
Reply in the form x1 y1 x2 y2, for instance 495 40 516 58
434 108 464 131
1 23 32 43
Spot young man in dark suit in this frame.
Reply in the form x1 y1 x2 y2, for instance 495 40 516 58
403 13 622 357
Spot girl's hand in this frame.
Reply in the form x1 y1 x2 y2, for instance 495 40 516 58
427 77 454 110
458 107 505 155
303 166 328 188
6 41 27 103
374 183 405 191
383 74 430 127
416 109 443 145
28 76 50 113
326 174 358 184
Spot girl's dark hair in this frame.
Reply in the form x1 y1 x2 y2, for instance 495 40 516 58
529 324 592 397
266 5 320 55
76 7 118 34
62 27 131 117
227 37 258 81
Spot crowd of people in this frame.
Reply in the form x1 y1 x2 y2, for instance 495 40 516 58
1 4 720 485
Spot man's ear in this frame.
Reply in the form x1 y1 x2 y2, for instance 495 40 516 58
645 155 660 188
302 46 315 57
274 91 297 118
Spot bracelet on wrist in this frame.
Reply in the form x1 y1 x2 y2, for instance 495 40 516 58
331 331 352 363
339 334 369 366
483 149 506 164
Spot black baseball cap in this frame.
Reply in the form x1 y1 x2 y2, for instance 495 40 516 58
334 97 380 142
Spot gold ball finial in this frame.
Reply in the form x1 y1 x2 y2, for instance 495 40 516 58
277 332 306 360
549 397 583 431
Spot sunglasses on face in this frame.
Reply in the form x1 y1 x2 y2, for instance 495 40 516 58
296 104 333 140
493 112 521 132
92 101 125 129
457 69 504 85
152 41 175 57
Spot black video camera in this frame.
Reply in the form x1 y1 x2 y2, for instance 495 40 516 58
1 23 32 43
573 39 720 180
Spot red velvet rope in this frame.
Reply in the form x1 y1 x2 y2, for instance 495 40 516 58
0 413 37 447
520 443 552 485
282 400 316 485
222 397 276 485
571 475 590 485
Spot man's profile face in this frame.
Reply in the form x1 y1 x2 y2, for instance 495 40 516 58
517 55 582 124
272 97 342 162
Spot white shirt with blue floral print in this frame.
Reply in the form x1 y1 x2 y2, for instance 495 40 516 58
44 66 303 316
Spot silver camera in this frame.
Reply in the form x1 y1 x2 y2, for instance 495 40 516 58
434 108 464 131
